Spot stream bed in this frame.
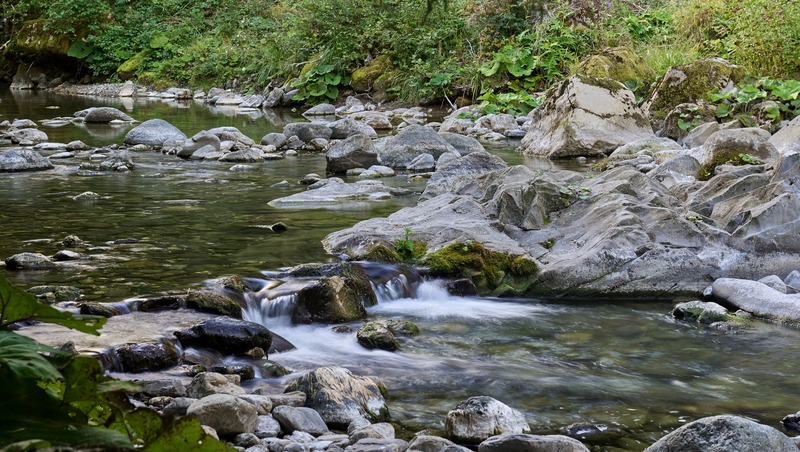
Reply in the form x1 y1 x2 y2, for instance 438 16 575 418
3 89 800 450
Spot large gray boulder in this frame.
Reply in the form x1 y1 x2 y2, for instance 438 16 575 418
644 415 796 452
770 115 800 155
445 396 530 444
519 75 654 158
329 118 378 139
421 151 507 201
186 372 244 398
283 122 333 143
711 278 800 323
702 128 777 166
379 124 459 168
478 433 589 452
7 128 48 144
272 405 329 436
326 134 380 174
187 394 258 436
0 149 53 172
174 318 273 355
124 119 187 147
284 365 388 428
5 252 55 269
439 132 485 155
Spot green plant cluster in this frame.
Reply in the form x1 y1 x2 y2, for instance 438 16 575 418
697 152 765 180
0 274 230 450
424 240 537 290
707 77 800 126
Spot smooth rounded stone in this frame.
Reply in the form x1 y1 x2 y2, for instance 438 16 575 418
272 405 329 436
237 395 273 415
379 124 459 168
285 366 388 428
682 121 722 148
703 127 777 164
406 434 471 452
49 151 75 159
230 164 257 172
350 111 392 130
271 180 291 188
11 118 38 128
307 137 329 151
445 396 530 444
477 433 589 452
644 414 796 452
349 423 394 444
440 117 474 134
5 252 55 270
347 168 367 176
329 117 378 139
284 137 304 151
189 144 224 160
257 390 306 408
115 341 181 372
215 92 245 106
357 169 381 179
140 379 187 398
475 113 518 134
712 278 800 323
366 165 394 176
61 235 84 247
0 149 53 172
33 142 67 151
269 178 408 207
283 122 333 143
179 131 222 158
185 290 242 318
651 154 701 182
439 132 485 155
520 75 654 158
175 317 272 356
347 417 371 435
261 132 287 148
82 107 135 123
758 274 787 294
407 153 436 172
124 119 187 147
220 148 264 162
672 300 729 324
79 301 120 317
326 134 380 174
348 438 408 452
187 394 258 436
9 128 49 144
255 415 282 438
66 140 89 151
303 103 336 116
186 372 245 398
163 397 197 416
785 270 800 294
504 129 527 139
98 150 134 172
235 432 261 448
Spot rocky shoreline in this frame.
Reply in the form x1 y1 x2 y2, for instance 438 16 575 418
5 55 800 450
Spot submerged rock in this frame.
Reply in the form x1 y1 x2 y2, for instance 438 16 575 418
268 178 409 207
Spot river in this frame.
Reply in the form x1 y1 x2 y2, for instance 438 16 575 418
2 89 800 450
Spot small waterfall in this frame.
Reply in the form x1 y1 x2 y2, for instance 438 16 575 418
371 274 411 303
357 261 420 303
243 292 299 327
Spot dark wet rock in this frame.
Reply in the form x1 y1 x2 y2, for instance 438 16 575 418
519 75 654 158
672 300 730 324
478 433 590 452
185 290 243 318
115 341 181 372
325 134 380 174
281 263 377 324
137 295 182 312
79 302 121 317
445 278 478 296
284 122 333 143
163 397 197 416
273 405 330 436
5 252 55 270
187 394 258 436
781 411 800 434
379 124 459 168
123 119 187 147
0 149 53 172
445 396 530 444
61 235 85 247
81 107 136 123
356 322 399 351
209 364 256 381
174 317 272 355
186 372 244 398
285 365 388 428
645 414 796 452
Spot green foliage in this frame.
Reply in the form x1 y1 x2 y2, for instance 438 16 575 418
677 105 701 131
707 77 800 124
476 90 541 115
395 227 416 259
559 184 592 200
697 151 765 180
0 275 231 450
292 64 350 104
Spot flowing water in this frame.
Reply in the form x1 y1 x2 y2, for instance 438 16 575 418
4 90 800 450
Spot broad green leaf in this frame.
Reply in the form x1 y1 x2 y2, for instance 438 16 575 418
716 103 732 118
313 64 334 75
307 80 328 97
0 331 62 381
765 105 781 121
0 275 105 334
507 61 532 77
67 41 93 59
324 85 339 100
323 72 342 85
144 416 232 451
709 90 734 102
480 61 500 77
150 35 169 49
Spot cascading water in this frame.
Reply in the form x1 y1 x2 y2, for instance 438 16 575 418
242 291 299 327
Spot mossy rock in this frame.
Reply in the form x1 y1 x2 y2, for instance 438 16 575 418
357 321 399 351
424 241 538 294
372 72 397 103
291 263 377 323
643 58 746 120
185 290 243 318
10 19 87 57
659 102 717 141
117 50 147 80
578 47 655 94
697 149 765 181
361 244 403 264
213 275 249 295
351 55 392 93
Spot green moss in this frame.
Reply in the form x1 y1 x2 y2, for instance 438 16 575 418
424 241 538 293
361 244 403 263
117 50 147 80
579 47 655 93
697 150 764 180
11 19 86 57
351 55 392 92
